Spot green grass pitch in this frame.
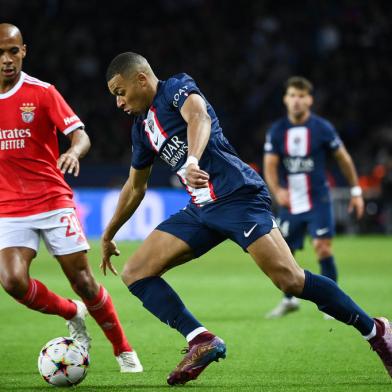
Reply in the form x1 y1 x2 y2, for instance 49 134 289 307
1 236 391 391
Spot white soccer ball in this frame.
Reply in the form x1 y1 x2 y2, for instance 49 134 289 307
38 337 89 387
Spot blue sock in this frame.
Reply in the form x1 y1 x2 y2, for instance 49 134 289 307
320 255 337 282
297 270 374 335
128 277 203 337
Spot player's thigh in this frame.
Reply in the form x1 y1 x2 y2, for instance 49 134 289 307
247 228 304 293
0 216 40 255
40 208 90 257
123 209 226 283
125 230 194 278
277 209 307 251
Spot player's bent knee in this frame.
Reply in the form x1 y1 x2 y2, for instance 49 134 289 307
313 240 332 259
121 266 142 286
272 267 305 295
121 262 153 286
315 246 332 259
0 274 29 299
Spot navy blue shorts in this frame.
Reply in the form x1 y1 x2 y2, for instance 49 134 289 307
156 191 275 258
277 201 335 251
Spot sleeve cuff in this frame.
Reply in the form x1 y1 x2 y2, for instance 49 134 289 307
63 121 85 135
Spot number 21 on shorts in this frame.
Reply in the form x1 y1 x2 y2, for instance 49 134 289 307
60 212 84 239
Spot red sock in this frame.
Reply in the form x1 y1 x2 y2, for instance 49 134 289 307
18 279 77 320
82 286 132 356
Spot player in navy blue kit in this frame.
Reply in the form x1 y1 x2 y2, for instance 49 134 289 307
264 77 364 319
101 52 392 385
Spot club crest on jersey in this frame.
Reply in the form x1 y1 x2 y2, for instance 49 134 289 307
20 103 36 123
147 119 155 133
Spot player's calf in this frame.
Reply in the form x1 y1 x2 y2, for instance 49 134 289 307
62 256 100 300
17 278 77 320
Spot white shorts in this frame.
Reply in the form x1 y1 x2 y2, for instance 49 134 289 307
0 208 90 256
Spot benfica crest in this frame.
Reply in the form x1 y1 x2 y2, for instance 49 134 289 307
20 103 36 123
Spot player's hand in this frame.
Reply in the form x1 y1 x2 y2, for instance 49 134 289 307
185 163 210 188
348 196 365 219
57 151 80 177
275 187 290 207
100 237 120 276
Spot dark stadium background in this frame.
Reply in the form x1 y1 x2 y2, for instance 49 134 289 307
2 0 392 233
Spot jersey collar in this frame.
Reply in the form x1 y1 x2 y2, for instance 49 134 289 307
0 71 26 99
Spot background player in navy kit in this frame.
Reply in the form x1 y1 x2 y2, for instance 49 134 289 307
264 76 365 319
101 52 392 385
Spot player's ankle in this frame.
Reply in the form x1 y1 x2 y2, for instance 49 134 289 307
374 319 385 338
189 331 215 347
114 343 133 356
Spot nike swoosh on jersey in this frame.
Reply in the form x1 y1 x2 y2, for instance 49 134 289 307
244 223 258 238
315 227 329 236
152 132 159 144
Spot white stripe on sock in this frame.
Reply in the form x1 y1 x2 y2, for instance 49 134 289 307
186 327 207 342
363 323 376 340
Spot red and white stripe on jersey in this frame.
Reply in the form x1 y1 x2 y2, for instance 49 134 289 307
25 75 84 135
285 126 310 157
24 72 86 136
177 166 217 206
144 106 169 152
0 71 26 99
24 73 51 89
287 173 313 214
285 126 312 214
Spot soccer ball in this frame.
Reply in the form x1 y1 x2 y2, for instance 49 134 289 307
38 337 89 387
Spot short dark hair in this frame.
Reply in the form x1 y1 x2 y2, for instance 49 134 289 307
106 52 147 82
285 76 313 94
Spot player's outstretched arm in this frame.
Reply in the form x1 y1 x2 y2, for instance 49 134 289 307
263 153 289 207
100 165 152 275
57 128 91 177
180 94 211 189
334 145 364 219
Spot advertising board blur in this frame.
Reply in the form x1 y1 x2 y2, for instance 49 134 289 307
74 189 189 240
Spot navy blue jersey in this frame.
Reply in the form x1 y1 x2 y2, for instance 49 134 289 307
264 114 342 214
131 73 269 206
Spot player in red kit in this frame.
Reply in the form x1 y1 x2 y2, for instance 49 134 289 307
0 23 143 372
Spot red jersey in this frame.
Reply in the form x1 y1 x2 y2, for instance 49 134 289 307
0 72 84 217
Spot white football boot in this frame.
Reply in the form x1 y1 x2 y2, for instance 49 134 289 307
265 297 300 319
66 300 91 350
116 351 143 373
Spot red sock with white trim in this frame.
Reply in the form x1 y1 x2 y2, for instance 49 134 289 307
17 279 77 320
82 285 132 356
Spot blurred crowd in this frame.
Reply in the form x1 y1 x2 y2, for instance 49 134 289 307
2 0 392 197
